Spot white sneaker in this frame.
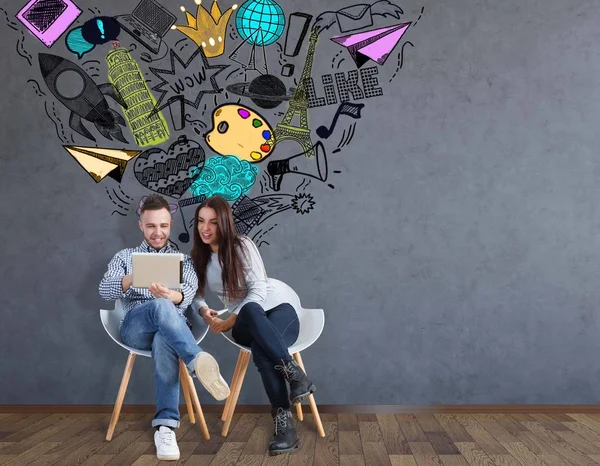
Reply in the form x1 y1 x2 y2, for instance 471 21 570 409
154 426 180 461
194 351 231 401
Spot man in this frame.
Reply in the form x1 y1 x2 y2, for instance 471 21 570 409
99 194 230 461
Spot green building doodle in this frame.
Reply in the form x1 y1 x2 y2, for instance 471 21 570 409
106 47 170 147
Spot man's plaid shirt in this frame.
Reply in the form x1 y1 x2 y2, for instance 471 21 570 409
99 240 198 323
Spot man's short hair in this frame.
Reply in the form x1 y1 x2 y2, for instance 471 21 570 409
140 194 170 215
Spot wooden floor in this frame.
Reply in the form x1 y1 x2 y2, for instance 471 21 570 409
2 411 600 465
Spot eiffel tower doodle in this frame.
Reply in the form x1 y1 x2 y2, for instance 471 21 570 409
273 28 319 158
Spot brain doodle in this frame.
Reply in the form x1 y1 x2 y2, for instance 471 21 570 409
190 155 258 201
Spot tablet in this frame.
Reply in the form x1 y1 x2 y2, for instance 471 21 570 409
131 252 184 289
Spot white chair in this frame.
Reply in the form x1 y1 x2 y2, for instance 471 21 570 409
219 279 326 438
100 300 211 441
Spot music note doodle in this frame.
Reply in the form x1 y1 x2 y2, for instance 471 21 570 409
316 102 365 139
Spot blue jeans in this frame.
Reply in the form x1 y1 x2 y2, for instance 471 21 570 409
120 298 202 429
232 302 299 409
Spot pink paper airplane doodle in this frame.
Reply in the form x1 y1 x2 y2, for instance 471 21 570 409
331 22 411 68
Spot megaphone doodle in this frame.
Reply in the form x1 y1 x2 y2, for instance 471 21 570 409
266 141 328 191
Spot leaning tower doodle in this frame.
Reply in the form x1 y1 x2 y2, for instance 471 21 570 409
106 44 170 147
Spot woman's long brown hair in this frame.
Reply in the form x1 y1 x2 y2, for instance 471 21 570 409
191 196 246 301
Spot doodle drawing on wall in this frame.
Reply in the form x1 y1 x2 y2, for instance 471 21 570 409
63 145 140 183
17 0 82 47
148 46 227 129
134 135 205 198
283 12 312 57
273 28 319 158
39 53 129 143
66 16 121 59
235 0 285 46
174 1 238 58
331 22 411 68
205 104 275 163
115 0 176 54
107 45 170 147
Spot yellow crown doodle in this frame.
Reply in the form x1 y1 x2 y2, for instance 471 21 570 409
172 0 238 58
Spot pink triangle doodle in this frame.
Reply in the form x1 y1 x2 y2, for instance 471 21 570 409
330 22 411 68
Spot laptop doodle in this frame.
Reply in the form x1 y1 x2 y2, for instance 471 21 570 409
116 0 176 54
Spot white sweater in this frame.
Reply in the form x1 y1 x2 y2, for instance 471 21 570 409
192 236 289 314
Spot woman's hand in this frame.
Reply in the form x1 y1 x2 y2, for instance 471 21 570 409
200 307 218 325
210 315 236 333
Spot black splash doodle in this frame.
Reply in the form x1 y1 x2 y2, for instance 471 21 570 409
336 58 346 69
130 43 137 50
413 6 424 26
111 210 126 216
328 184 334 189
389 41 414 83
17 30 33 66
28 79 46 97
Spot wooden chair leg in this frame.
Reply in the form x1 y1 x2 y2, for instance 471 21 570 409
179 360 195 424
292 352 304 421
293 352 325 438
221 350 251 437
106 353 136 441
222 351 244 421
185 371 210 440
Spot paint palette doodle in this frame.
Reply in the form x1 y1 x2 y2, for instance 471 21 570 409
204 104 275 163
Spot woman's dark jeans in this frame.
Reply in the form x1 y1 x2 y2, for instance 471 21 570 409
232 302 299 409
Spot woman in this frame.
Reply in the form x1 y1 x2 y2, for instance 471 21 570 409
190 195 315 456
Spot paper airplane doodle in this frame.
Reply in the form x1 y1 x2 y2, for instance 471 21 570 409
330 22 410 68
63 145 140 183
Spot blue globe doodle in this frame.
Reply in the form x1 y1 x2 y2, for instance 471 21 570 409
190 155 258 201
235 0 285 47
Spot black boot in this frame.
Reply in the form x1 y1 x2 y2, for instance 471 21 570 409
268 407 300 455
275 359 316 405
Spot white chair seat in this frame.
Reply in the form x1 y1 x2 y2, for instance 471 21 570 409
99 299 211 442
220 307 324 355
218 278 326 438
100 300 209 358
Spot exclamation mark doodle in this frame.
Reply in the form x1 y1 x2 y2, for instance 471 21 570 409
283 12 312 57
97 18 105 39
